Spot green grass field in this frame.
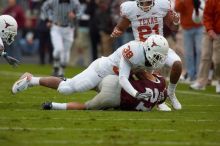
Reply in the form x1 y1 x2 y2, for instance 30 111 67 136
0 64 220 146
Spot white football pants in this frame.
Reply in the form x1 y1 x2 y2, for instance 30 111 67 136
57 57 115 94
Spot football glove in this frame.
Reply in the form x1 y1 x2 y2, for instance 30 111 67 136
135 92 151 101
1 52 20 67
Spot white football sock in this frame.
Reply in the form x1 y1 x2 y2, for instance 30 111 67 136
51 102 67 110
168 83 177 95
30 77 40 86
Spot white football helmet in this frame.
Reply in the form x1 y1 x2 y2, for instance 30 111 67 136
0 15 18 45
143 35 169 69
136 0 155 12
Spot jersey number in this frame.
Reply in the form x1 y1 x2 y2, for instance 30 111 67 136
137 24 159 42
135 88 160 111
122 45 133 59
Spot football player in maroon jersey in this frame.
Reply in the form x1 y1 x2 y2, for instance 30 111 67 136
42 69 169 112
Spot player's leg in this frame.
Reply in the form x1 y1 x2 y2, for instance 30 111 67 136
42 101 86 110
57 64 103 94
12 72 63 94
85 75 121 110
12 59 104 94
42 75 121 110
164 48 182 110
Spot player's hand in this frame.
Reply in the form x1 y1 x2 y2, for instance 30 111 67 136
3 53 20 67
110 27 123 38
135 92 151 101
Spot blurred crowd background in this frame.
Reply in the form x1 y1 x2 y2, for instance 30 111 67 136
0 0 131 67
0 0 219 90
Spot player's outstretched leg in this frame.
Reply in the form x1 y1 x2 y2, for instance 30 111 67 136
12 72 33 94
12 72 63 94
42 101 86 110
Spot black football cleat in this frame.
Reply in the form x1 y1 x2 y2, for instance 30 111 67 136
42 102 52 110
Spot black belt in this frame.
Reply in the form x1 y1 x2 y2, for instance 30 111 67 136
54 23 68 27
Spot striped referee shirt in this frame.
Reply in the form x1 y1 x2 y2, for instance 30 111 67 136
41 0 81 27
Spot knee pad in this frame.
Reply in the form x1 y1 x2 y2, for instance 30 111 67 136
57 81 73 95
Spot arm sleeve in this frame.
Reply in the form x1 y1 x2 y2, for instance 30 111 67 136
203 0 214 32
119 57 138 97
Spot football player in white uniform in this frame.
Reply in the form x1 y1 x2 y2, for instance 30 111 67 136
12 35 169 105
111 0 182 110
0 15 19 66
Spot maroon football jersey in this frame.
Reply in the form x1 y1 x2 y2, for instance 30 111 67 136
120 74 167 111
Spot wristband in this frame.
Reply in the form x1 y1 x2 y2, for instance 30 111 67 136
1 51 7 57
135 91 140 98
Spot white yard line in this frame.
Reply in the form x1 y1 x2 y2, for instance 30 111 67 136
184 105 220 107
0 127 219 133
0 127 176 132
176 90 220 98
11 139 220 146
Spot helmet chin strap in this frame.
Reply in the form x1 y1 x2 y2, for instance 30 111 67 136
143 49 153 67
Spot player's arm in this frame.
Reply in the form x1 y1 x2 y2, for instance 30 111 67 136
119 57 139 97
163 10 180 32
0 45 20 67
110 16 131 38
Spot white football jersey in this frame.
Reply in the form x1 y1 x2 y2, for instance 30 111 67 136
108 40 146 70
120 0 170 42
